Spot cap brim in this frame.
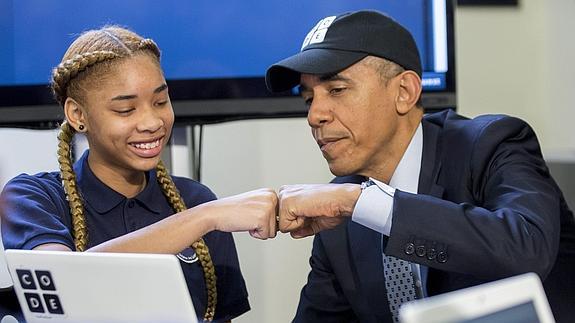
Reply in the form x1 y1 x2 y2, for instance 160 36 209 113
265 48 368 92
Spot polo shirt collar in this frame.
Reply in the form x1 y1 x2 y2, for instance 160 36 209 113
74 150 162 214
133 169 163 214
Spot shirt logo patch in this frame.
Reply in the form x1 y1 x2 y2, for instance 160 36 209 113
301 16 336 51
177 248 199 264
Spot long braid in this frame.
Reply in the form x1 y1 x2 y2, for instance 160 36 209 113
57 121 88 251
53 49 124 251
156 161 217 321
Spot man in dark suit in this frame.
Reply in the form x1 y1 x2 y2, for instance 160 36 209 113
265 10 575 323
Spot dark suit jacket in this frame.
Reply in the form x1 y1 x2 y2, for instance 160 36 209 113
294 110 575 323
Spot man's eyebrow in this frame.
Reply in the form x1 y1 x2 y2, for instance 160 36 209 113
299 73 351 94
111 84 168 101
318 73 349 82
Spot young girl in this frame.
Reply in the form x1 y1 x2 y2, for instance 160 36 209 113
0 26 278 322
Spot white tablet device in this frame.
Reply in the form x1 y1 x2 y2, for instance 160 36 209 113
399 272 556 323
5 249 198 323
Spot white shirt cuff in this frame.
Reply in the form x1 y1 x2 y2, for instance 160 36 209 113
351 179 395 236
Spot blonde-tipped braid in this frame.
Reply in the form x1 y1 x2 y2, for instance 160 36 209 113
156 161 218 321
53 50 121 251
57 121 89 251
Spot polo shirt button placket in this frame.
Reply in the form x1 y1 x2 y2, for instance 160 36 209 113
125 200 138 231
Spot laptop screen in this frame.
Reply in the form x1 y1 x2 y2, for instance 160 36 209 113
461 301 540 323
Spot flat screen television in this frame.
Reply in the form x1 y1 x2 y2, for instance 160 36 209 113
0 0 456 129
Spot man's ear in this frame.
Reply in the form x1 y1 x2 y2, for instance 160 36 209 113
395 71 422 115
63 98 87 132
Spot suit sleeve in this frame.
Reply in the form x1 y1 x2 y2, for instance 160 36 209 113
294 233 358 323
386 116 561 280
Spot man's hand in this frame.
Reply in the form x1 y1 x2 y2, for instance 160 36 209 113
277 184 361 238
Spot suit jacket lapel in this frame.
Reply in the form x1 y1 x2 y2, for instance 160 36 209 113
419 118 444 199
418 117 445 296
344 175 378 289
348 220 390 314
337 176 389 314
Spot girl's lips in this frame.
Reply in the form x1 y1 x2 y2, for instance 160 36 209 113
130 138 163 158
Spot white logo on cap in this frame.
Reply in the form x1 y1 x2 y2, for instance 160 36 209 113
301 16 336 51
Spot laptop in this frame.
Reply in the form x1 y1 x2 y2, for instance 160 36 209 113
4 249 198 323
399 272 556 323
0 237 13 290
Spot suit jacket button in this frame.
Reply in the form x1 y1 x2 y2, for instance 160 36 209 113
405 243 415 255
415 245 426 257
427 248 437 260
437 251 448 263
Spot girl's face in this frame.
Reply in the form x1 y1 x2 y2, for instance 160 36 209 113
79 54 174 178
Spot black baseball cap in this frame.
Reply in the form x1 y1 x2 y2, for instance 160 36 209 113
265 10 422 92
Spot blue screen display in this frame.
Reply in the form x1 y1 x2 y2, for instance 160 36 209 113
461 301 541 323
0 0 449 91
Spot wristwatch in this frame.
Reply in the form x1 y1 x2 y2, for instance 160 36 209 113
360 179 375 190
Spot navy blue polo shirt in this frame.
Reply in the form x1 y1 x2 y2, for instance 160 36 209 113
1 150 250 321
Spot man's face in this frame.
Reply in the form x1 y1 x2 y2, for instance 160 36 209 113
300 59 404 177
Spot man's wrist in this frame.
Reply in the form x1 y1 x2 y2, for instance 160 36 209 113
340 183 362 217
351 179 395 235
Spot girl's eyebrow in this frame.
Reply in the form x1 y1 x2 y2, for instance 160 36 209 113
111 84 167 101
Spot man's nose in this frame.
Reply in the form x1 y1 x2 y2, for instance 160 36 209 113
307 96 333 128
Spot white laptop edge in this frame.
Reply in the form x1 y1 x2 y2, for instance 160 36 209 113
399 272 556 323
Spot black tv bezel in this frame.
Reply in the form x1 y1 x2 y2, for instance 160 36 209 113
458 0 517 6
0 0 456 129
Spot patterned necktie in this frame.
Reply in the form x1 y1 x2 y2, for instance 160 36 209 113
383 254 419 323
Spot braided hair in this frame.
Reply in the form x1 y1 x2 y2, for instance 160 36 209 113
51 26 217 321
